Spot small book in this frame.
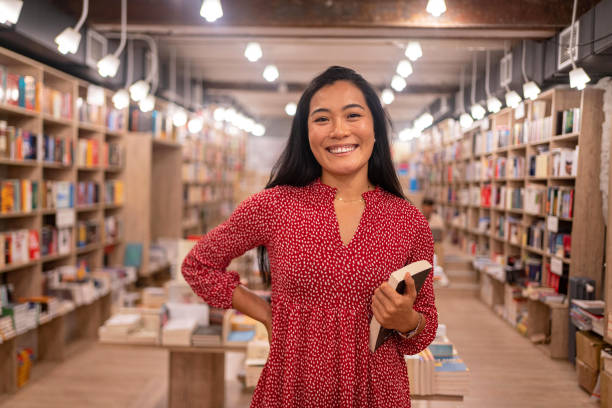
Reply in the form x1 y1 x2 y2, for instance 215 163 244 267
369 260 432 352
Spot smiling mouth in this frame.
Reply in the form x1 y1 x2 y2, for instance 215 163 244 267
326 144 358 154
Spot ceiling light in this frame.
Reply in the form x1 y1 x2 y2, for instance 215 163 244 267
112 89 129 110
86 85 105 106
173 109 188 127
405 42 423 62
522 81 541 100
569 67 590 90
381 88 394 105
505 89 522 108
391 75 407 92
129 80 150 102
285 102 297 116
200 0 223 23
487 96 502 113
55 0 88 55
97 54 120 78
138 94 155 112
55 27 82 55
399 128 411 142
415 113 434 131
188 117 204 134
396 60 413 78
224 108 237 123
213 107 225 122
460 113 474 129
470 103 486 120
426 0 446 17
263 65 279 82
0 0 23 25
244 42 263 62
252 124 266 137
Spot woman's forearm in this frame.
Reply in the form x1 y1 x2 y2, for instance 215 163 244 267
231 285 272 333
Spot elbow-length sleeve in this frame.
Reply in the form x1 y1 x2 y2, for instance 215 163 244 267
395 208 438 356
181 189 275 309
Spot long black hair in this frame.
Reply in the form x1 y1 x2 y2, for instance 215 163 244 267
257 66 405 286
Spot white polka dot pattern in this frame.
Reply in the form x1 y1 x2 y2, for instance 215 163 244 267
182 178 438 407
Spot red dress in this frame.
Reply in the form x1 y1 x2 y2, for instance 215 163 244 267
182 178 437 407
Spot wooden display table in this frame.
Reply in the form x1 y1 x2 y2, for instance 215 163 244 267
165 344 246 408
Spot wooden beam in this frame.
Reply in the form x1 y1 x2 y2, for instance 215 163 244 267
202 80 458 95
52 0 599 31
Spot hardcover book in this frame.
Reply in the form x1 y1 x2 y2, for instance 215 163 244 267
369 260 432 352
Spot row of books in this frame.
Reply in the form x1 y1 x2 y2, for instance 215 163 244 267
556 108 581 135
528 146 549 177
0 67 38 111
42 86 72 120
549 231 571 258
496 216 521 245
77 97 105 127
41 225 72 257
0 229 40 267
0 122 37 161
546 187 574 219
183 184 233 205
524 221 546 250
524 116 553 143
1 180 39 214
76 182 99 206
76 220 98 248
76 139 100 167
524 185 547 214
2 302 37 336
551 147 578 177
105 180 124 204
42 181 73 209
545 261 570 294
43 134 73 165
128 106 173 139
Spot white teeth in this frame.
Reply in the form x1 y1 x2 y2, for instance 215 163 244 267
328 145 356 154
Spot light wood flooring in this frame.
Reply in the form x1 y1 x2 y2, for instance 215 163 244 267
0 261 598 407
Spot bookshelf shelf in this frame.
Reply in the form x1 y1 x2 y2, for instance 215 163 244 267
0 103 40 118
105 130 125 138
104 239 123 247
104 166 124 173
529 139 551 147
0 259 39 274
524 245 546 256
42 161 72 169
78 122 105 133
549 176 575 181
77 166 102 171
0 210 39 219
40 252 72 263
76 204 102 212
104 203 123 210
552 133 579 142
152 138 181 148
76 243 102 255
42 113 73 126
0 158 38 167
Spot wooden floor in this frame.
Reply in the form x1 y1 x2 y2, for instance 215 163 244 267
0 263 598 407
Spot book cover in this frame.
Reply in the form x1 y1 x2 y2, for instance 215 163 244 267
369 260 432 352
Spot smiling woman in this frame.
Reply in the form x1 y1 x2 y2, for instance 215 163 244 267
182 66 437 408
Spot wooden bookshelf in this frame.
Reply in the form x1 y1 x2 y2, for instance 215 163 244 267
394 87 605 359
0 46 127 396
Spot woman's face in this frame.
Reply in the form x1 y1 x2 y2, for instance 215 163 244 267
308 80 375 178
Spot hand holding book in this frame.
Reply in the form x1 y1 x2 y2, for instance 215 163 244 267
369 260 432 352
372 273 420 333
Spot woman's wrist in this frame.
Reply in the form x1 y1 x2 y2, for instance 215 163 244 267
397 309 421 333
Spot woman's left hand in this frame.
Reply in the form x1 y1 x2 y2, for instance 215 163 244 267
371 273 420 333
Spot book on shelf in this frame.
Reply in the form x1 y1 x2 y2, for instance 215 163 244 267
76 139 99 167
104 215 122 243
42 134 73 165
480 184 492 208
550 147 578 177
546 187 574 218
76 220 99 247
369 260 432 352
76 182 99 206
77 97 105 126
1 179 39 213
525 257 543 284
103 142 122 168
496 126 510 149
1 229 40 266
42 86 72 119
106 108 125 132
477 217 490 233
0 67 40 112
42 181 74 210
545 260 570 294
40 225 72 257
0 121 39 161
492 185 505 208
105 180 124 204
524 221 546 251
548 230 571 259
556 108 581 135
528 146 549 177
507 156 525 179
524 184 546 214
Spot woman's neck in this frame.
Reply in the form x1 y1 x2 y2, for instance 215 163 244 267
321 168 372 201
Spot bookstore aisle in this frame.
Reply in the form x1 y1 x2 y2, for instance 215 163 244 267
0 245 594 408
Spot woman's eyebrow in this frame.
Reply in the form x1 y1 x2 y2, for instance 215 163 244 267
310 104 365 117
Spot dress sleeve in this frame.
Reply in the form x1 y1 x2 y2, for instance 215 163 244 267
181 189 274 309
394 207 438 356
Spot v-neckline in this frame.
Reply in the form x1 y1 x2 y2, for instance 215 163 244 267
333 200 367 249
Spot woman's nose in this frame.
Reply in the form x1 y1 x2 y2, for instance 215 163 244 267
331 119 349 138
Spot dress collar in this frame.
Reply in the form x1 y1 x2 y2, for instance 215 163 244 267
310 177 382 203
